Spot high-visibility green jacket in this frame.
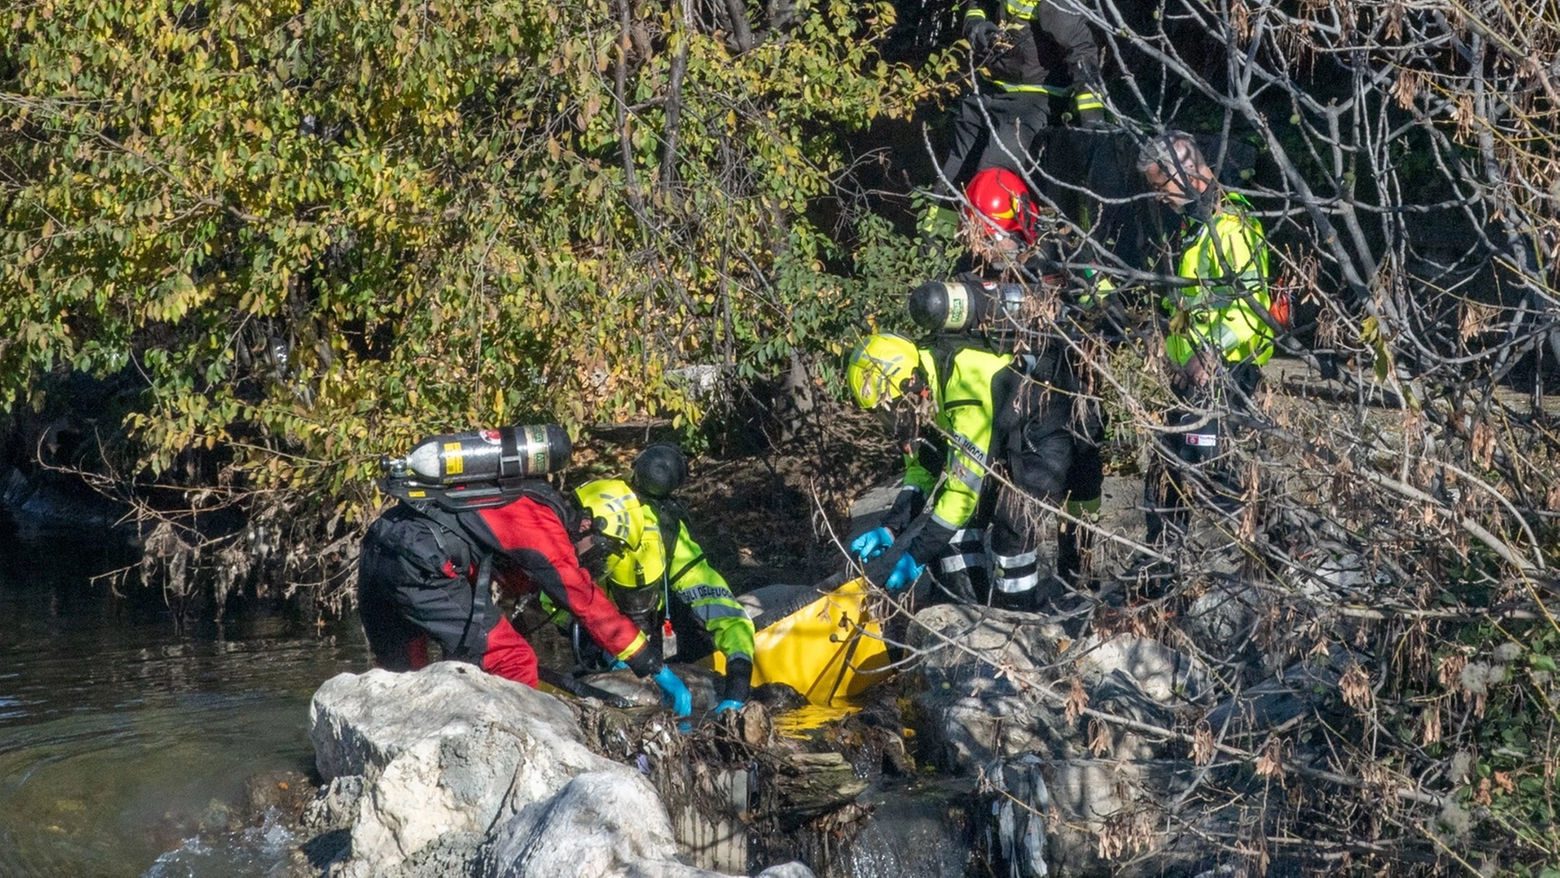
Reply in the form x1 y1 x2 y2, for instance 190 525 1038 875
901 343 1020 564
554 499 755 665
1163 192 1273 367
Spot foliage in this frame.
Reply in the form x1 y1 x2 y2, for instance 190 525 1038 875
0 0 947 597
6 0 1560 865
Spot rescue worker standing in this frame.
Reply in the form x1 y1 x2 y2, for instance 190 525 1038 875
936 0 1105 205
1134 131 1273 546
570 445 757 714
357 429 693 719
854 170 1105 609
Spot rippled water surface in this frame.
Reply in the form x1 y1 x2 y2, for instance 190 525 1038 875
0 537 368 877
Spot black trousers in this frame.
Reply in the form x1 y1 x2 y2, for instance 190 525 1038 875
357 510 494 670
937 91 1050 195
1144 361 1262 546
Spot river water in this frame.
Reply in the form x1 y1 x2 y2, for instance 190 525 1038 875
0 536 368 877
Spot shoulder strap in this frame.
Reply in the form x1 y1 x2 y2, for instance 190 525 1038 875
926 335 967 404
402 501 488 559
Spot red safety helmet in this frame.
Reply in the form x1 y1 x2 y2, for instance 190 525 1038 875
963 168 1038 245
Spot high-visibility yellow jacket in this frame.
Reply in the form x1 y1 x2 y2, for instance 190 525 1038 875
553 497 755 665
1163 192 1273 367
898 343 1021 563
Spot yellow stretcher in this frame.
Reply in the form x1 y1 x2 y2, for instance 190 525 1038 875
709 576 894 707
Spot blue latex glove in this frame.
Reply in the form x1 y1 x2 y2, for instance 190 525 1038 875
652 666 693 718
850 527 894 562
714 699 745 715
885 552 925 593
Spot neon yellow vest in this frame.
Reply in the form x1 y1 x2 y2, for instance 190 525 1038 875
1163 193 1273 367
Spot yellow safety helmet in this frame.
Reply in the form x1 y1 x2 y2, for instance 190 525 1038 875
846 333 921 410
572 478 666 590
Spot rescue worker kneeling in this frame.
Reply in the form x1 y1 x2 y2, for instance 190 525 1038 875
357 440 693 719
564 445 756 714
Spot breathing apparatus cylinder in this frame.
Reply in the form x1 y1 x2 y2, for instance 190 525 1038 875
380 425 573 510
907 280 1027 336
385 424 572 484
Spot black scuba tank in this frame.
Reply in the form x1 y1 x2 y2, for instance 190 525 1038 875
907 280 1027 335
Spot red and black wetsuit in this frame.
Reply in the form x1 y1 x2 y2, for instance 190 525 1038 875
357 484 660 688
467 493 660 686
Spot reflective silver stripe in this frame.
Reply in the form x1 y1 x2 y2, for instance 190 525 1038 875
947 430 988 470
948 457 985 494
939 553 986 573
693 604 752 621
994 571 1041 593
931 511 964 531
993 550 1038 568
948 529 984 555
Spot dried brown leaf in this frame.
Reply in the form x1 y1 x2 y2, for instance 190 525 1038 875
1088 719 1111 757
1065 677 1088 724
1393 69 1418 109
1255 735 1285 781
1192 720 1216 766
1419 705 1442 746
1341 665 1373 711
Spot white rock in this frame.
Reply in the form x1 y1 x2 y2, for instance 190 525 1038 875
1070 634 1208 703
479 770 726 878
310 662 588 781
753 864 817 878
310 663 623 874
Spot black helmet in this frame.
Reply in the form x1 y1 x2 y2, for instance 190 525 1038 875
630 443 688 499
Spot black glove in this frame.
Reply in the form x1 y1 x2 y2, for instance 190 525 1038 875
722 656 753 704
621 641 664 678
965 18 999 58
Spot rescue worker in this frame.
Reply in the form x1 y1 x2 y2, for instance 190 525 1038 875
1133 131 1273 546
854 170 1105 608
929 0 1106 238
568 445 757 715
356 464 694 718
